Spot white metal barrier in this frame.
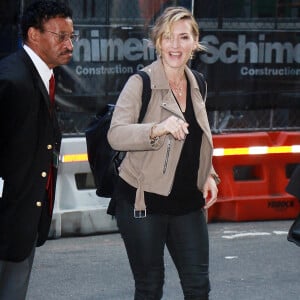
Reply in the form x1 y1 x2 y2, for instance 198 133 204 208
49 137 118 238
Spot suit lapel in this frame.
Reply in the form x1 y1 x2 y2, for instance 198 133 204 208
18 48 52 114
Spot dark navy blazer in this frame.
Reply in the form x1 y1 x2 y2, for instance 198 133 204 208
0 48 61 262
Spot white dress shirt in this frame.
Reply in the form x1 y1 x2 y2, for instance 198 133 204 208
23 44 53 93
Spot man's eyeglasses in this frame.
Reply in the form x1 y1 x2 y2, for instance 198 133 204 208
44 30 79 43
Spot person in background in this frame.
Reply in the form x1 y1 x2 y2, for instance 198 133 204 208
286 165 300 246
108 6 220 300
0 1 76 299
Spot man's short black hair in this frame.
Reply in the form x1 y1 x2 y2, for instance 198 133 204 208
20 0 73 42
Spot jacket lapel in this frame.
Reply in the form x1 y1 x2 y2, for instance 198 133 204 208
18 48 52 114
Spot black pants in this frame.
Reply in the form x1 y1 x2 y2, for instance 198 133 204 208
0 241 36 300
116 198 210 300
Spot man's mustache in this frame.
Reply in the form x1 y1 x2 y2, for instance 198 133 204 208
61 50 73 55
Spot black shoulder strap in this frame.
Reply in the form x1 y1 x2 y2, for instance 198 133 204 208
191 70 207 102
136 70 151 123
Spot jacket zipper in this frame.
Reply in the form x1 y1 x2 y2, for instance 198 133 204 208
160 102 184 175
163 138 171 174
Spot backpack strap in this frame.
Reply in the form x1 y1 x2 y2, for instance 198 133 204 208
136 70 151 123
191 70 207 102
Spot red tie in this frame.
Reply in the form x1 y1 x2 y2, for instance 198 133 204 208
46 73 56 213
49 74 55 105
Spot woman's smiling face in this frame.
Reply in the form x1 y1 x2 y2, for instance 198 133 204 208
160 19 198 70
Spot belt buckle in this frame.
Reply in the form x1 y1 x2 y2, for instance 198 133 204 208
133 208 147 218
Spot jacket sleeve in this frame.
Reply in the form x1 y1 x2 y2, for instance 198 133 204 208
286 165 300 199
0 79 13 177
108 74 164 152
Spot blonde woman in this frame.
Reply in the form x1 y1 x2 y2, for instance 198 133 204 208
108 6 219 300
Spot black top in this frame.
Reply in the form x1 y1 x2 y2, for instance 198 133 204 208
118 80 205 215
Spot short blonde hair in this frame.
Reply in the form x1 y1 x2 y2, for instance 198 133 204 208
150 6 204 56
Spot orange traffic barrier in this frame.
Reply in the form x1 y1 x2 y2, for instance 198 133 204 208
208 131 300 222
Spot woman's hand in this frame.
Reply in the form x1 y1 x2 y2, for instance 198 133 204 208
203 176 218 209
151 116 189 141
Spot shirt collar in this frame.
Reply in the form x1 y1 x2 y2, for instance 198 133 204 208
23 44 53 92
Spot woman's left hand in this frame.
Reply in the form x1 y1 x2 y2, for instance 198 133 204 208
203 176 218 209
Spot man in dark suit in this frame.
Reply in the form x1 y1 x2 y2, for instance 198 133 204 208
0 1 77 298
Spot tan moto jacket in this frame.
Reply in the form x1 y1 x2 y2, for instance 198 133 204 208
107 59 217 212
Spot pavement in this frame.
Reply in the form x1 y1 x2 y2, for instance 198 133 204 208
26 220 300 300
